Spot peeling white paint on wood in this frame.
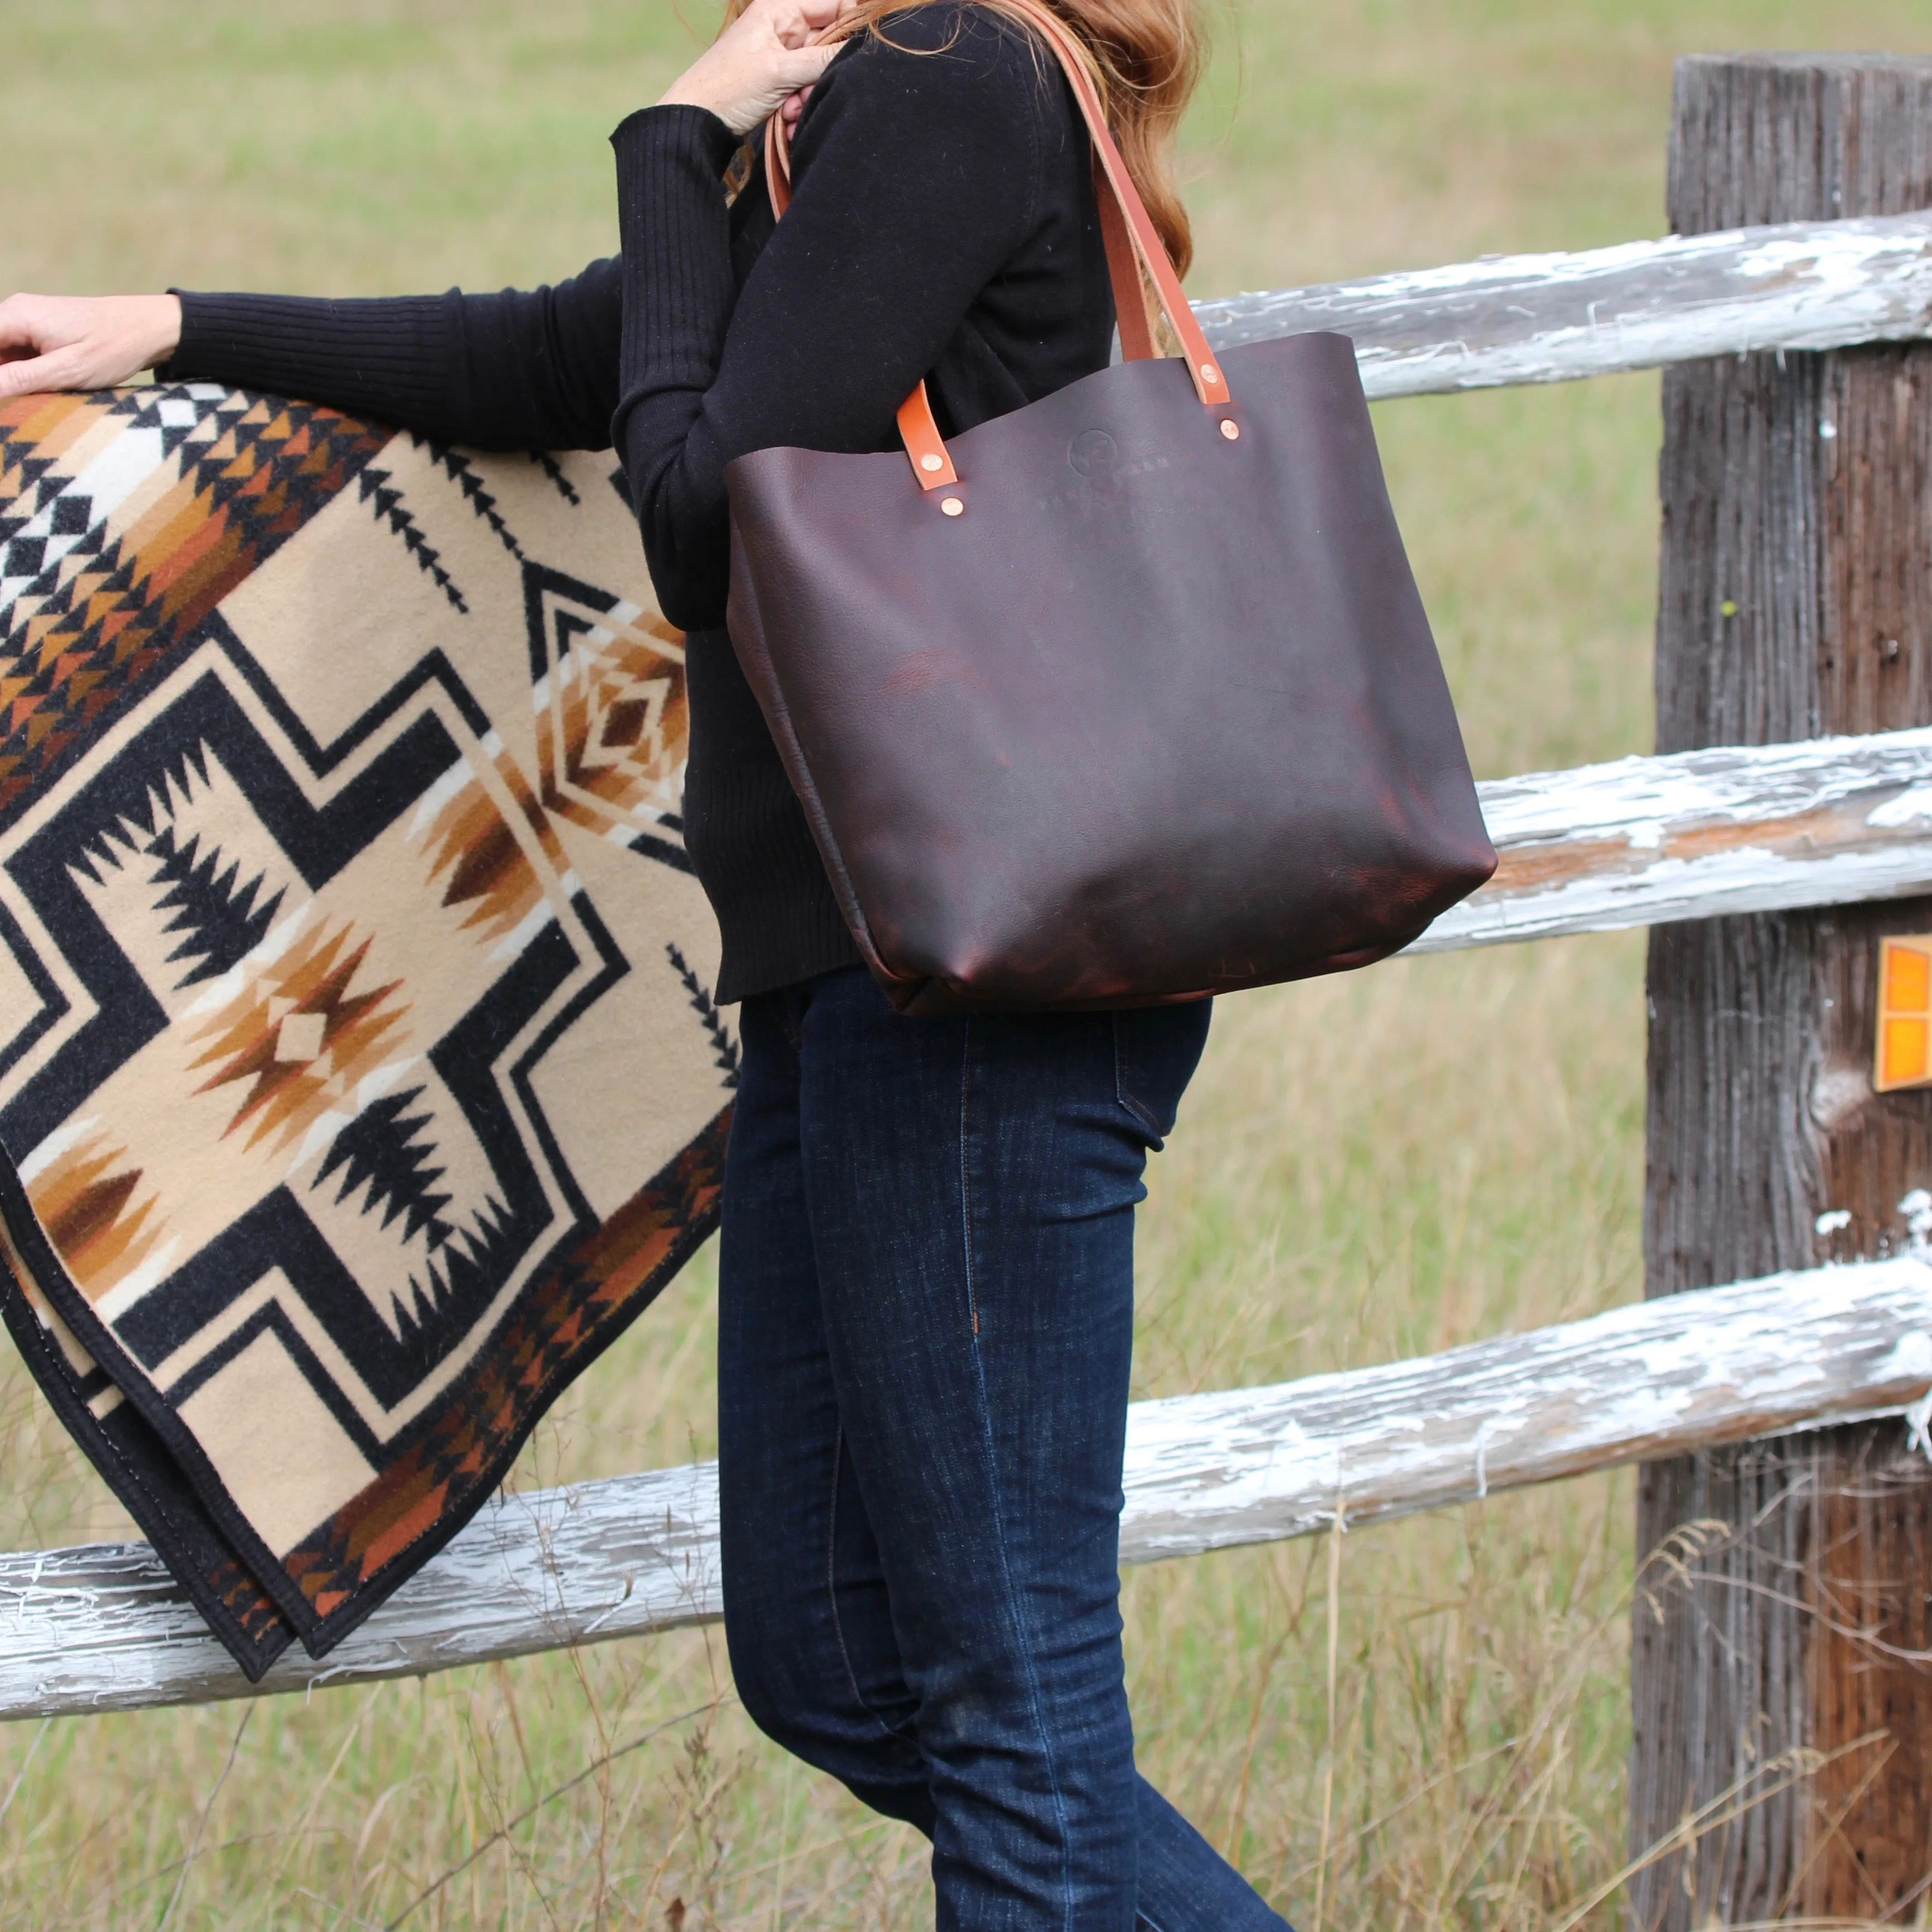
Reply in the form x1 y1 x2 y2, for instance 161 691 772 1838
1421 726 1932 953
6 1258 1930 1720
0 1460 721 1721
1119 1259 1932 1559
1195 211 1932 396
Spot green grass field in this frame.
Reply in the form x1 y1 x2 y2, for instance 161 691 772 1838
4 2 1930 1925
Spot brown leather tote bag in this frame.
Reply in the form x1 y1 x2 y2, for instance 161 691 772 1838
724 1 1496 1015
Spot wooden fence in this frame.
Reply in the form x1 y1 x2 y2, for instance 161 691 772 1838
7 46 1932 1930
8 1256 1931 1721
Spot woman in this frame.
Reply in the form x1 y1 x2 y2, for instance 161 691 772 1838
0 2 1291 1924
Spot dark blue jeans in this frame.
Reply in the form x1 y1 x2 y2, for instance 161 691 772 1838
718 965 1292 1931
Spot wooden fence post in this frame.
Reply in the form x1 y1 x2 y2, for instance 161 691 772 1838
1631 55 1932 1929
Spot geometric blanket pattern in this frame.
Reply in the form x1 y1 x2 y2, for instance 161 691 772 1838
0 385 734 1679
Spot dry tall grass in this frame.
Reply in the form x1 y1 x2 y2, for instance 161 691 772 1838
3 1 1930 1925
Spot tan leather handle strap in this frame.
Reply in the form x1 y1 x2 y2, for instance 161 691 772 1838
896 382 959 486
1092 154 1158 363
1004 1 1220 396
763 0 1228 491
764 112 794 217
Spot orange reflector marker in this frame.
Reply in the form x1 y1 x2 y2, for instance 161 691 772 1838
1884 1017 1931 1090
1890 943 1931 1012
1875 935 1932 1091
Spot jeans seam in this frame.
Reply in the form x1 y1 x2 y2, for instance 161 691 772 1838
958 1020 1078 1929
1112 1013 1164 1143
825 1423 920 1746
958 1032 980 1341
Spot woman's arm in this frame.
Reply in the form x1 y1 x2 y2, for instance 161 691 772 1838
0 271 625 452
615 3 1055 631
164 268 626 451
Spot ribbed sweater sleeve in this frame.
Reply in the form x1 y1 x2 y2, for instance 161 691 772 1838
160 259 625 451
610 10 1049 632
608 106 747 631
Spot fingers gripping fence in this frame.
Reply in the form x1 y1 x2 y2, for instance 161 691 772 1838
8 46 1932 1928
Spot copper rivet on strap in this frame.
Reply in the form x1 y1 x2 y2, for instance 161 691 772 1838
941 496 965 517
1220 418 1240 441
1201 363 1221 385
921 453 944 473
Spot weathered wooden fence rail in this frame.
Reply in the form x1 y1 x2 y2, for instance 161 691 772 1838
7 1257 1930 1722
1196 209 1932 397
1426 725 1932 951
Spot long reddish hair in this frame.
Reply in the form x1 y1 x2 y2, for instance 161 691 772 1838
719 0 1206 276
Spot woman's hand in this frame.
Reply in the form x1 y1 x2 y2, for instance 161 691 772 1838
0 293 182 399
658 0 856 137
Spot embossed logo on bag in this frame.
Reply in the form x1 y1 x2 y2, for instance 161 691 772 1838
1068 429 1119 477
1041 432 1171 513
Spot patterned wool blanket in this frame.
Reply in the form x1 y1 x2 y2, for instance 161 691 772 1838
0 385 733 1679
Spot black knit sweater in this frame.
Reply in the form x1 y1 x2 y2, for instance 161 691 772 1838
164 4 1113 1002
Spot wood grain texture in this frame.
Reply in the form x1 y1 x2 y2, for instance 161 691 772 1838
1632 54 1932 1931
3 1260 1930 1722
1422 727 1932 953
0 1459 722 1720
1195 212 1932 399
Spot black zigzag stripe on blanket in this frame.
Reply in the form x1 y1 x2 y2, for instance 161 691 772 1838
0 386 733 1678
